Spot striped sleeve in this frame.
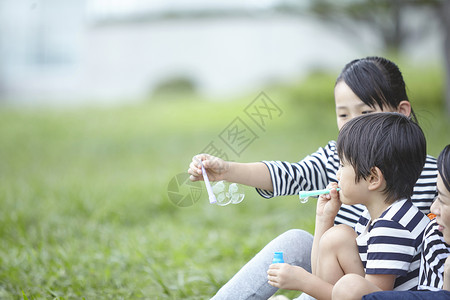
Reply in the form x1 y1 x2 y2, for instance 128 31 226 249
418 220 450 291
411 155 438 215
255 141 337 198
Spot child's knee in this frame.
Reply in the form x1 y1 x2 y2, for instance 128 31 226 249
320 224 356 250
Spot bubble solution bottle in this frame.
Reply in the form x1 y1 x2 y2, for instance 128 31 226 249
272 252 284 264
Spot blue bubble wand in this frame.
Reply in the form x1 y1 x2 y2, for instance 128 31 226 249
299 188 340 203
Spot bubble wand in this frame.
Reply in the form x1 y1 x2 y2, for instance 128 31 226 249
200 162 217 204
299 188 340 203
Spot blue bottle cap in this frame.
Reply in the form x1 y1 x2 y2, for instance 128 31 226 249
272 251 284 264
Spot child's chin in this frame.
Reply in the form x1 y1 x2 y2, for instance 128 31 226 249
340 199 353 205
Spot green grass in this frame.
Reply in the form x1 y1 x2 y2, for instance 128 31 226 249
0 68 449 299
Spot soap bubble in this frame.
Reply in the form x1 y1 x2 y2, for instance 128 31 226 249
212 181 226 194
211 181 245 206
299 197 309 204
228 183 239 193
216 192 231 206
230 193 245 204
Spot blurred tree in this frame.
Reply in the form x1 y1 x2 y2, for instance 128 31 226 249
151 75 198 99
277 0 450 116
310 0 407 53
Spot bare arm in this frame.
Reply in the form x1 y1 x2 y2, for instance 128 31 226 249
365 274 396 291
188 154 273 191
333 274 388 300
311 185 340 274
225 162 273 191
311 218 335 275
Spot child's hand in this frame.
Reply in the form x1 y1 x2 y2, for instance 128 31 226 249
267 263 306 291
316 183 341 219
188 154 229 182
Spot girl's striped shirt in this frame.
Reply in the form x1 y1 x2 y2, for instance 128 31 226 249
418 219 450 291
256 141 438 227
354 199 430 291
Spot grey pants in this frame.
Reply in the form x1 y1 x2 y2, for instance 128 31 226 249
211 229 314 300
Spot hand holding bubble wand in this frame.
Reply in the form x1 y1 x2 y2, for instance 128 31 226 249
299 188 340 203
200 161 244 206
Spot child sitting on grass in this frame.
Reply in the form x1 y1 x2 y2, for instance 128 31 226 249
189 57 437 300
267 112 431 300
358 144 450 299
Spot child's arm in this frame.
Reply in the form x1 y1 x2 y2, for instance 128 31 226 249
267 263 334 300
444 256 450 290
332 274 393 300
311 184 341 274
365 274 396 291
188 154 273 191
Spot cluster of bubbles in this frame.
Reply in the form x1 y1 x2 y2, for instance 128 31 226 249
211 181 245 206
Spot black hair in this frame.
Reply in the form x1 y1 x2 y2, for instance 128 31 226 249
438 145 450 192
337 112 426 203
336 56 418 124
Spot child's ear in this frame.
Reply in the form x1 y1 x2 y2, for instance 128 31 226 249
397 100 412 117
367 167 385 191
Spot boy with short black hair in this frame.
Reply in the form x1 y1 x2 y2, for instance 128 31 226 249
360 145 450 299
267 113 431 300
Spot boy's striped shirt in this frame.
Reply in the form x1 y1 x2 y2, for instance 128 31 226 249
354 199 430 290
418 219 450 291
256 141 438 227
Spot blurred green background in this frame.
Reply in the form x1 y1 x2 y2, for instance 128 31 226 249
2 1 450 299
0 64 448 299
